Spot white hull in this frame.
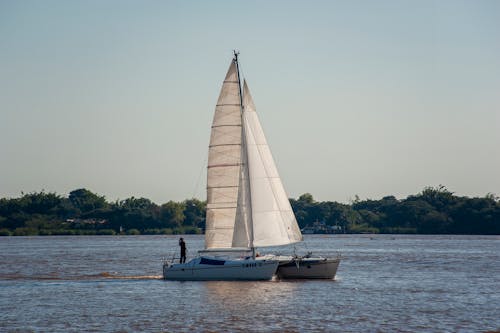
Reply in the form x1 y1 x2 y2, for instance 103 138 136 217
276 257 340 279
163 256 278 281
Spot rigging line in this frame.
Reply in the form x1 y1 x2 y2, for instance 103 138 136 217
191 153 208 199
238 60 246 83
303 239 310 253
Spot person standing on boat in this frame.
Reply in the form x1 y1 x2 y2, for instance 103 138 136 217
179 237 186 263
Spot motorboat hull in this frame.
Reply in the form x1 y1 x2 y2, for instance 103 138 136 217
163 256 278 281
276 257 340 279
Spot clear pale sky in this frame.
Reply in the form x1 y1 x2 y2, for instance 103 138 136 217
1 0 499 204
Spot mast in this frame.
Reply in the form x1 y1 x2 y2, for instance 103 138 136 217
233 51 243 111
233 50 255 257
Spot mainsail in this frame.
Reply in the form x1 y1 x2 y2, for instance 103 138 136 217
205 60 242 249
205 55 303 251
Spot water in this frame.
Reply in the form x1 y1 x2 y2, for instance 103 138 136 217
1 235 499 332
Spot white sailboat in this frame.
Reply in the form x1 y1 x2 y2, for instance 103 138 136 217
163 52 339 280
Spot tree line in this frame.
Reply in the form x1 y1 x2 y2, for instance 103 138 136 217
0 186 498 236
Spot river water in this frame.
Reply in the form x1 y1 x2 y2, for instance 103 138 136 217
0 234 499 332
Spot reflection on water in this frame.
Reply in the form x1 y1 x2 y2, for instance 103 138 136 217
197 280 317 332
204 280 298 308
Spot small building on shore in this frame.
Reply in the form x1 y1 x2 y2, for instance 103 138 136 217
301 220 343 234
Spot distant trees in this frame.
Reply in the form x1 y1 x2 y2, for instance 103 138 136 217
0 191 67 235
69 189 107 214
160 201 185 228
182 198 205 228
289 187 500 234
0 190 199 236
0 186 499 235
108 197 159 232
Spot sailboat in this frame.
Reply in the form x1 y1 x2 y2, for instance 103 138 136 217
163 52 339 280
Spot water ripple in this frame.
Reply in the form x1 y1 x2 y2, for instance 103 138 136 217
0 235 499 332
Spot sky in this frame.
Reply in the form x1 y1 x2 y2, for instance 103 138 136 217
1 0 499 204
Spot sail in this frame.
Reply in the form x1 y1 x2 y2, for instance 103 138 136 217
205 60 243 249
205 56 302 250
242 81 303 247
231 126 253 248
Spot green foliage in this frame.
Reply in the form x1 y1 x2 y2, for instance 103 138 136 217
126 228 141 235
182 226 203 234
0 228 12 236
160 201 185 228
96 229 116 235
182 199 205 228
292 186 500 235
298 193 315 204
109 197 159 231
143 228 163 235
159 228 174 235
69 189 107 214
348 223 380 234
13 227 38 236
0 186 498 235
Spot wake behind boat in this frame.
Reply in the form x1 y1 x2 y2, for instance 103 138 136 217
163 52 340 280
